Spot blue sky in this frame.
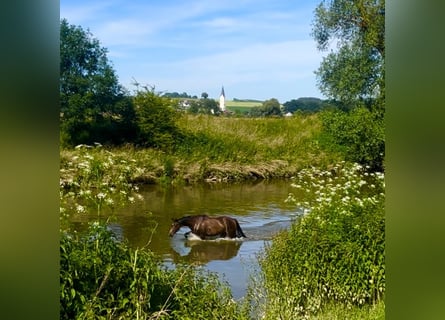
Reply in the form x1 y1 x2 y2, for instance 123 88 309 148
60 0 327 102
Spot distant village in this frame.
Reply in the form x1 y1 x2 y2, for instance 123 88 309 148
162 86 325 116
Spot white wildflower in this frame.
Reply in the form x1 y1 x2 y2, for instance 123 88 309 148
97 192 106 199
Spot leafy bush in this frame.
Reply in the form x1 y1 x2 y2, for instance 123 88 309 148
60 222 168 319
61 222 246 319
319 107 385 171
256 163 385 318
133 87 183 150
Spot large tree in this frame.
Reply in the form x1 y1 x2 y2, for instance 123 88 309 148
312 0 385 111
312 1 385 171
60 19 135 146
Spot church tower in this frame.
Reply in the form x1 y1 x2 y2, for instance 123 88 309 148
219 86 226 112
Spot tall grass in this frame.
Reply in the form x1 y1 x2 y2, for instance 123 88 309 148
60 114 339 185
177 114 321 162
61 222 247 319
176 114 337 182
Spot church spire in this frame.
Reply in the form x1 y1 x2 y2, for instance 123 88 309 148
219 85 226 112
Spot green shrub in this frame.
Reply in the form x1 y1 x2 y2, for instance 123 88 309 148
60 222 169 319
319 107 384 171
133 87 183 150
61 222 247 319
256 163 385 318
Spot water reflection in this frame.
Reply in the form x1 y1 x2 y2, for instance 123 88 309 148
170 239 243 265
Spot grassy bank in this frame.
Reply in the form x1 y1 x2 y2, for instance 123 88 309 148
61 114 338 186
244 163 385 319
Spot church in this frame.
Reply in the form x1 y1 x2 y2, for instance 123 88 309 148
219 86 226 112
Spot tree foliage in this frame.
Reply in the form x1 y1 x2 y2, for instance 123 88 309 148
283 97 324 114
188 98 221 115
320 107 385 171
312 0 385 111
248 98 282 117
162 91 193 99
312 1 385 170
133 87 182 149
60 19 136 146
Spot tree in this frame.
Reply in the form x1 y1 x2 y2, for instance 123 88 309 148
188 98 221 115
201 92 209 99
283 97 323 113
312 1 385 170
60 19 136 146
312 0 385 111
248 98 282 117
262 98 282 116
133 86 182 149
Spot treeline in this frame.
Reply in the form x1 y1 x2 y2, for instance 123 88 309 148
162 91 198 99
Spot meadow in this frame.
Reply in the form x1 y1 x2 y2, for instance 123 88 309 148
224 100 262 113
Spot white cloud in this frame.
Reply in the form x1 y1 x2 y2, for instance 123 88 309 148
118 40 324 100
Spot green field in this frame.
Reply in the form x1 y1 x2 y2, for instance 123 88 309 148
225 100 262 113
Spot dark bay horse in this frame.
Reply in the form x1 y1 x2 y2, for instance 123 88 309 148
168 215 246 240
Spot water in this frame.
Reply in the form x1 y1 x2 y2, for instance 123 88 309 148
71 179 302 300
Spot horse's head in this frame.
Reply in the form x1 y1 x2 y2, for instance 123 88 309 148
168 219 182 237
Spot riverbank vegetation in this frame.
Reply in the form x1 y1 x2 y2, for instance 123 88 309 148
61 223 245 320
244 163 385 319
61 113 336 188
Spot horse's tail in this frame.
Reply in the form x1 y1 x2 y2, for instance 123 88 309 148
235 220 247 238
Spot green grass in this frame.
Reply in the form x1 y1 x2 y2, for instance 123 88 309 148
60 114 340 185
313 301 385 320
225 100 262 113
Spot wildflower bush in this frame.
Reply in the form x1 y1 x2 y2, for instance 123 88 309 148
255 162 385 319
60 144 145 228
61 223 245 319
